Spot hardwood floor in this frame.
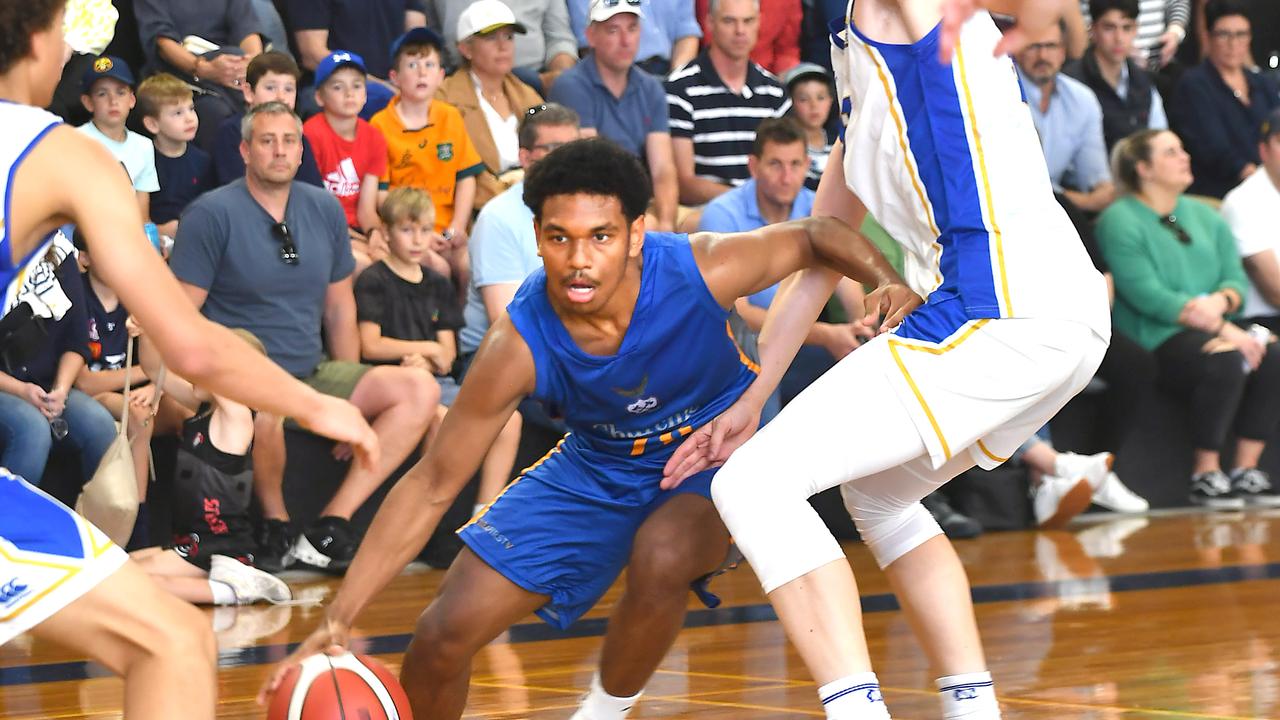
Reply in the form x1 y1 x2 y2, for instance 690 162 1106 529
3 510 1279 719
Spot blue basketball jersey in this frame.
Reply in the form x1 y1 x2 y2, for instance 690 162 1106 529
507 233 758 492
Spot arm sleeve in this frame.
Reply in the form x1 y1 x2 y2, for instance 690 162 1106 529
134 0 180 49
674 0 703 40
1098 210 1193 324
645 78 670 133
568 0 589 47
363 124 388 179
542 0 579 63
225 0 263 44
1212 212 1251 299
285 0 331 32
1075 93 1112 188
452 121 485 181
1149 87 1169 130
666 84 694 138
470 212 533 286
1222 190 1272 258
353 271 385 325
135 138 160 193
168 202 228 290
1165 0 1191 29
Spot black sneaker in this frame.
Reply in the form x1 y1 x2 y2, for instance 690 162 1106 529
1230 467 1280 507
1190 471 1245 510
254 519 295 574
922 491 983 539
291 516 358 575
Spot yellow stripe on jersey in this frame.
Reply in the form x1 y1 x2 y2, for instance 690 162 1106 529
725 320 761 374
630 438 647 456
954 46 1013 316
886 320 990 460
858 41 944 290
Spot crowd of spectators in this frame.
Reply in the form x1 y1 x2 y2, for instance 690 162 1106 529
19 0 1280 589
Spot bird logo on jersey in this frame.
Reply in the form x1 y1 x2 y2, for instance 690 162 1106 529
613 374 659 414
0 578 30 608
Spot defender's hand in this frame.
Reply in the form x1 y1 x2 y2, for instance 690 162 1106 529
661 398 763 489
941 0 1064 59
296 395 379 471
863 283 923 335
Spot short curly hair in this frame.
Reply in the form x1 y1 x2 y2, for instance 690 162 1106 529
0 0 65 75
522 138 652 223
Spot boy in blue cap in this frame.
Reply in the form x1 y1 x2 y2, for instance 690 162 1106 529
77 55 158 219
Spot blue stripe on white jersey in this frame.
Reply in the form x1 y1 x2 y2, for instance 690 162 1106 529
0 102 65 315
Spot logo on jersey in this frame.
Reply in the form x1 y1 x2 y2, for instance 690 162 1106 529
954 688 978 701
436 142 454 161
323 158 362 199
614 374 659 414
93 57 114 73
0 577 31 608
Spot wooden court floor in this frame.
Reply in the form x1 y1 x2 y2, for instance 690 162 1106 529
3 509 1280 719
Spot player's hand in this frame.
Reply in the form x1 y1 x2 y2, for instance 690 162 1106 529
257 615 351 706
295 395 379 471
863 283 923 335
661 397 762 489
941 0 1063 60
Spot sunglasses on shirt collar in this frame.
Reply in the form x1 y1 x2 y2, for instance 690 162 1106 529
271 221 300 265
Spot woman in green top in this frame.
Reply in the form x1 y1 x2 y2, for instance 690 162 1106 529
1099 129 1280 510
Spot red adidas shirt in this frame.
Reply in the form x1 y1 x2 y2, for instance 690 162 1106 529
303 114 388 228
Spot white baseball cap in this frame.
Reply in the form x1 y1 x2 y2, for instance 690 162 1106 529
457 0 529 41
590 0 643 24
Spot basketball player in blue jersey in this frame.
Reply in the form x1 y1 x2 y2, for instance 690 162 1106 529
0 3 377 718
263 137 918 719
662 1 1110 718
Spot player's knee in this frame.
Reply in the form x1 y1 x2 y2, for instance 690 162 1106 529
409 608 480 673
845 495 942 569
628 539 701 596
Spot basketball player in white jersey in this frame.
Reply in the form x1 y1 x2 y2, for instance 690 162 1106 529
663 1 1109 718
0 3 378 718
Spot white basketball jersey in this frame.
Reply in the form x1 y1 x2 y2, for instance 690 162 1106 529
830 8 1110 343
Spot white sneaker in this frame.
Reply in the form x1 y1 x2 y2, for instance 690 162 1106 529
1091 471 1148 513
209 555 293 605
1033 474 1093 529
1054 451 1113 491
1075 517 1149 558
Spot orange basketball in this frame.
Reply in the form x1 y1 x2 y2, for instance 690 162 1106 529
267 652 413 720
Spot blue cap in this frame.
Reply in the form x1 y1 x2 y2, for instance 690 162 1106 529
314 50 367 86
81 55 135 93
389 26 445 62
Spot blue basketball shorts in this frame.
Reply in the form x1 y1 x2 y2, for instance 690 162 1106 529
0 469 127 645
457 445 721 630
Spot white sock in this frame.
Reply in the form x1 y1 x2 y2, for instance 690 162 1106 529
819 673 890 719
936 671 1001 719
570 673 641 720
208 580 237 606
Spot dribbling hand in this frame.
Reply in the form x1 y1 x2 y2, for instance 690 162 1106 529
257 615 351 706
940 0 1065 60
296 396 380 472
661 398 762 489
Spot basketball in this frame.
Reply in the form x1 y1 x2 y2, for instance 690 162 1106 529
266 652 413 720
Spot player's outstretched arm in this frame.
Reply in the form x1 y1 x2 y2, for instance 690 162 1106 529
21 126 379 464
259 314 534 704
940 0 1068 58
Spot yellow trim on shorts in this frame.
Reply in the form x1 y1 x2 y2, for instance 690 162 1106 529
461 436 567 529
953 46 1013 316
858 41 944 289
0 544 81 622
976 439 1009 463
886 320 990 461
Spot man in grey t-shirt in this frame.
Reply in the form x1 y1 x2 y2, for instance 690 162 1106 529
171 102 437 574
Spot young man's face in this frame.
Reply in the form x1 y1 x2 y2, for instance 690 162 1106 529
790 79 831 132
535 193 644 315
386 214 434 265
316 66 366 119
245 71 298 110
1091 10 1138 64
81 78 134 127
749 139 808 209
147 99 198 142
390 49 445 102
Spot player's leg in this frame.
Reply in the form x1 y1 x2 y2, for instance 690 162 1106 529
577 493 731 719
400 547 548 720
478 410 522 507
30 560 218 720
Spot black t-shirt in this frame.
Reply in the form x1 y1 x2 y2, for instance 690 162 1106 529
354 262 462 362
153 144 214 225
83 276 131 372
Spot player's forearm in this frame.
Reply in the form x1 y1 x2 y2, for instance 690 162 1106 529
804 216 903 289
327 460 465 626
745 268 842 407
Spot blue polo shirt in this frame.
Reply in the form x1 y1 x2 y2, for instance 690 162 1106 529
698 178 815 307
547 55 669 160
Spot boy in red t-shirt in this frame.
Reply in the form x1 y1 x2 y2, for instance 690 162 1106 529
303 50 389 276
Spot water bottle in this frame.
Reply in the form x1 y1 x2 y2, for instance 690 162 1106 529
49 415 68 440
1244 323 1271 372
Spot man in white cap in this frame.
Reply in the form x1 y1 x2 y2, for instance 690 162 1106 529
431 0 578 89
547 0 678 230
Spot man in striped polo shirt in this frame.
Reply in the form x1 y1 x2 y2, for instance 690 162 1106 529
665 0 790 205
